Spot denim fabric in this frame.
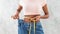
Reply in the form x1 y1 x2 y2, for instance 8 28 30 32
18 19 44 34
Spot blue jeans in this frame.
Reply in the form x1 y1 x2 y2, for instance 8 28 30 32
18 19 44 34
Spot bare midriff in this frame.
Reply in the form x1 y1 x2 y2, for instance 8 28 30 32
24 14 40 23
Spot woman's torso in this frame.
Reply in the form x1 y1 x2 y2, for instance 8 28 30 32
20 0 43 22
21 0 42 15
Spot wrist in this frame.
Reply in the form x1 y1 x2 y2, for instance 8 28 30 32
15 11 19 15
35 16 40 19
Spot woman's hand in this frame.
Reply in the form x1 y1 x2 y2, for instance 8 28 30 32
34 16 40 22
11 12 19 19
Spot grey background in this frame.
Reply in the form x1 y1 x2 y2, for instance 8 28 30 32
0 0 60 34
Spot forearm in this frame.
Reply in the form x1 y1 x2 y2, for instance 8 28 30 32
40 15 49 19
16 5 23 14
41 4 49 19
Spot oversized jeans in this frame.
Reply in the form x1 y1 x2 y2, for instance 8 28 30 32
18 19 44 34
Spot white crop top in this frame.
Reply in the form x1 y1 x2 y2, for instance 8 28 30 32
19 0 47 15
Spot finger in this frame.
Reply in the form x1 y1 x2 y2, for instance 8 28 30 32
13 16 17 19
16 16 19 19
36 19 40 22
13 17 16 19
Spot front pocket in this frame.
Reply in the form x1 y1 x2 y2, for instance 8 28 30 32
36 23 43 31
23 23 30 30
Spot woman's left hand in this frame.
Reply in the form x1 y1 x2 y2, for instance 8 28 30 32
34 16 40 22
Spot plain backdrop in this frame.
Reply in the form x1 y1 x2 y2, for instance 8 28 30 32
0 0 60 34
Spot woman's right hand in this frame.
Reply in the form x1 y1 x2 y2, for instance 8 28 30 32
11 12 19 19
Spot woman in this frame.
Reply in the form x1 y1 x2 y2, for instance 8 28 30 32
11 0 49 34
